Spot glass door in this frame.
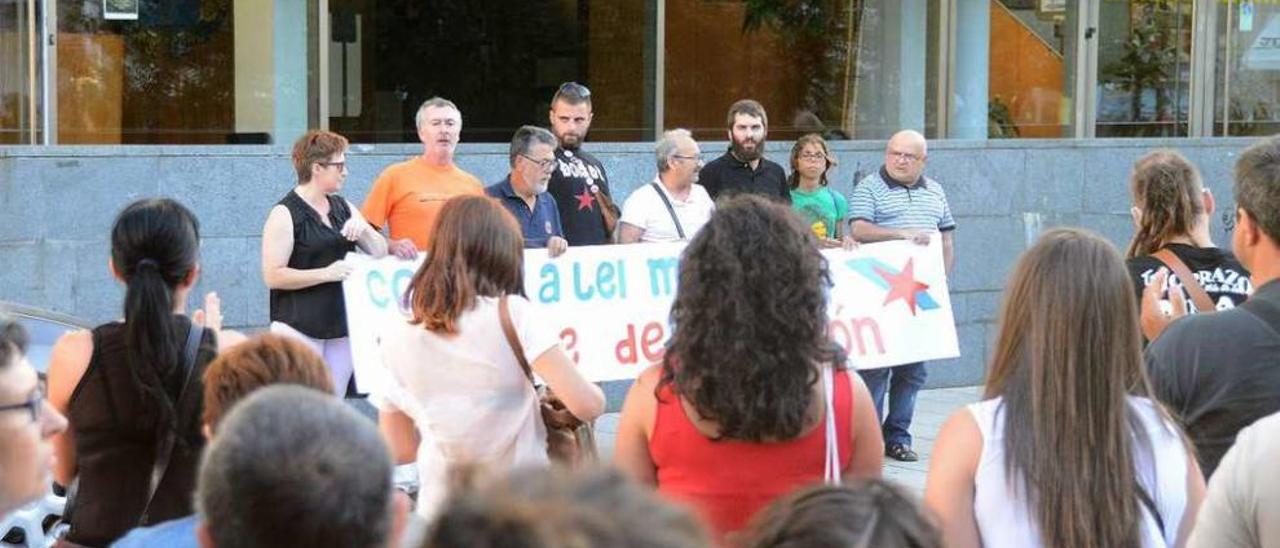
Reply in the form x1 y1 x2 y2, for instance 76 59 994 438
1214 0 1280 136
1094 0 1195 137
0 0 45 144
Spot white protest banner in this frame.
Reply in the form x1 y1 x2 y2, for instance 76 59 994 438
343 238 959 391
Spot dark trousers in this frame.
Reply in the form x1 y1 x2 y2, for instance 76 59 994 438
858 361 927 447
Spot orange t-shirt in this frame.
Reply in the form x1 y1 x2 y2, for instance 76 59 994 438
361 157 484 250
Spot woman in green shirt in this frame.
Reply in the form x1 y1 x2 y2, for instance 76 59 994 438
788 134 853 248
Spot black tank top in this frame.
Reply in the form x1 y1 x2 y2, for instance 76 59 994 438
269 190 356 339
65 316 216 547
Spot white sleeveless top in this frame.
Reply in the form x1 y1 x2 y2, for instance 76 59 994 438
969 396 1189 548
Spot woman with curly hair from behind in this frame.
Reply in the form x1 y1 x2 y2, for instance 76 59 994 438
613 195 883 542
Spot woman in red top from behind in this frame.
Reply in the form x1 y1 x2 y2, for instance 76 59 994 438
613 195 884 542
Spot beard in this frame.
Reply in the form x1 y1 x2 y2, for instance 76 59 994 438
557 131 583 150
731 137 764 162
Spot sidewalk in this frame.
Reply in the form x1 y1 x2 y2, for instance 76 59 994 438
593 385 984 493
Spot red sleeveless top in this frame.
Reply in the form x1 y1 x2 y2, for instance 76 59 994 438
649 371 855 539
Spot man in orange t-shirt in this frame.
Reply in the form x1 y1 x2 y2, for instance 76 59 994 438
362 97 483 257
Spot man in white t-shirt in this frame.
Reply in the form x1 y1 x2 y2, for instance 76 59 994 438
618 129 716 243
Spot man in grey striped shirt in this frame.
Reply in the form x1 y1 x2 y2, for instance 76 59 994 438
849 129 956 462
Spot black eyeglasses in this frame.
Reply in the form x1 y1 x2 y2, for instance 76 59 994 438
556 82 591 100
319 161 346 171
0 389 45 424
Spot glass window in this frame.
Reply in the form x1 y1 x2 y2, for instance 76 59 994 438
326 0 652 143
0 0 44 144
1095 0 1194 137
54 0 314 144
988 0 1074 138
663 0 941 142
1213 0 1280 136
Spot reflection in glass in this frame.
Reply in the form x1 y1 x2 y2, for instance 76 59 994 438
1214 1 1280 136
1096 0 1193 137
0 0 43 144
988 0 1072 138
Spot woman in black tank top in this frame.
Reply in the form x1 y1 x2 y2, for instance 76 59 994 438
45 199 244 546
261 131 387 396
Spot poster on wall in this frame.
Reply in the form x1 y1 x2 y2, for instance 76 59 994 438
342 239 960 396
103 0 139 21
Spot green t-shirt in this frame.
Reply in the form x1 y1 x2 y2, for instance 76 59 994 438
790 186 849 240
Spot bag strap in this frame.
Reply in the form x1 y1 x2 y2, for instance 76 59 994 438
825 187 841 239
1151 248 1216 313
1136 481 1165 539
138 321 204 525
592 184 618 231
650 182 686 240
498 295 534 384
822 364 841 485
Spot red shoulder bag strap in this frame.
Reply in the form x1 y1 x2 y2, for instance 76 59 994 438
1152 248 1216 313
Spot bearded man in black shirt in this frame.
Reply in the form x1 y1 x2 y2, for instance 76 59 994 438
545 82 619 246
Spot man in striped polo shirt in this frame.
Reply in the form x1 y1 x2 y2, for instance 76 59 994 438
849 129 956 462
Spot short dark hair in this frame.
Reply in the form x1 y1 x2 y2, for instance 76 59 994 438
551 81 592 107
0 314 28 371
196 385 394 548
727 99 768 128
508 125 558 168
427 467 711 548
744 479 943 548
1234 134 1280 244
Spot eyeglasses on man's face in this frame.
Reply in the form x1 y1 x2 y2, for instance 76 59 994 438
521 153 557 172
888 150 921 163
672 154 702 165
319 161 346 171
0 380 46 424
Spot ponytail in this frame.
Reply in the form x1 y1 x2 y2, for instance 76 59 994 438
111 199 201 435
1125 150 1204 258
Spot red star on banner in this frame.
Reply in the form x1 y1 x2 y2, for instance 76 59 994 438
575 190 596 211
874 259 931 315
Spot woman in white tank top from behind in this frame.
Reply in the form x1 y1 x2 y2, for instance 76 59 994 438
924 228 1205 548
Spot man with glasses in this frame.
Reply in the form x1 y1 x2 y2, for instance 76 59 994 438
362 97 483 257
849 129 956 463
699 99 789 203
0 316 68 519
618 129 715 244
486 126 569 257
546 82 620 245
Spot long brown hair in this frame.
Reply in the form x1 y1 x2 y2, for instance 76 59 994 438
405 195 525 334
986 228 1168 548
1125 149 1205 258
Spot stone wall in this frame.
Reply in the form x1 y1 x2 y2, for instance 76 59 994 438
0 137 1257 391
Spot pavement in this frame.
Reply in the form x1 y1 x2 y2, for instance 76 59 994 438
593 385 984 493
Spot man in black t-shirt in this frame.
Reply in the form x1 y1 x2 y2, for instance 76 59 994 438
545 82 618 246
1143 135 1280 479
699 99 789 203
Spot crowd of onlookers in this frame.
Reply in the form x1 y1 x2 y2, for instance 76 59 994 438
3 82 1280 548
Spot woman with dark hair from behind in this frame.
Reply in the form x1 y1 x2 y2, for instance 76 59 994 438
924 228 1205 548
262 130 387 396
745 478 942 548
425 466 711 548
612 194 883 541
1126 149 1251 340
45 198 244 547
375 195 604 520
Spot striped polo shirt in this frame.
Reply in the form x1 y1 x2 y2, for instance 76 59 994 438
850 167 956 232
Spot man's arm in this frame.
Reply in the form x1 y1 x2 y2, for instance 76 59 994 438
851 219 917 243
618 222 645 244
